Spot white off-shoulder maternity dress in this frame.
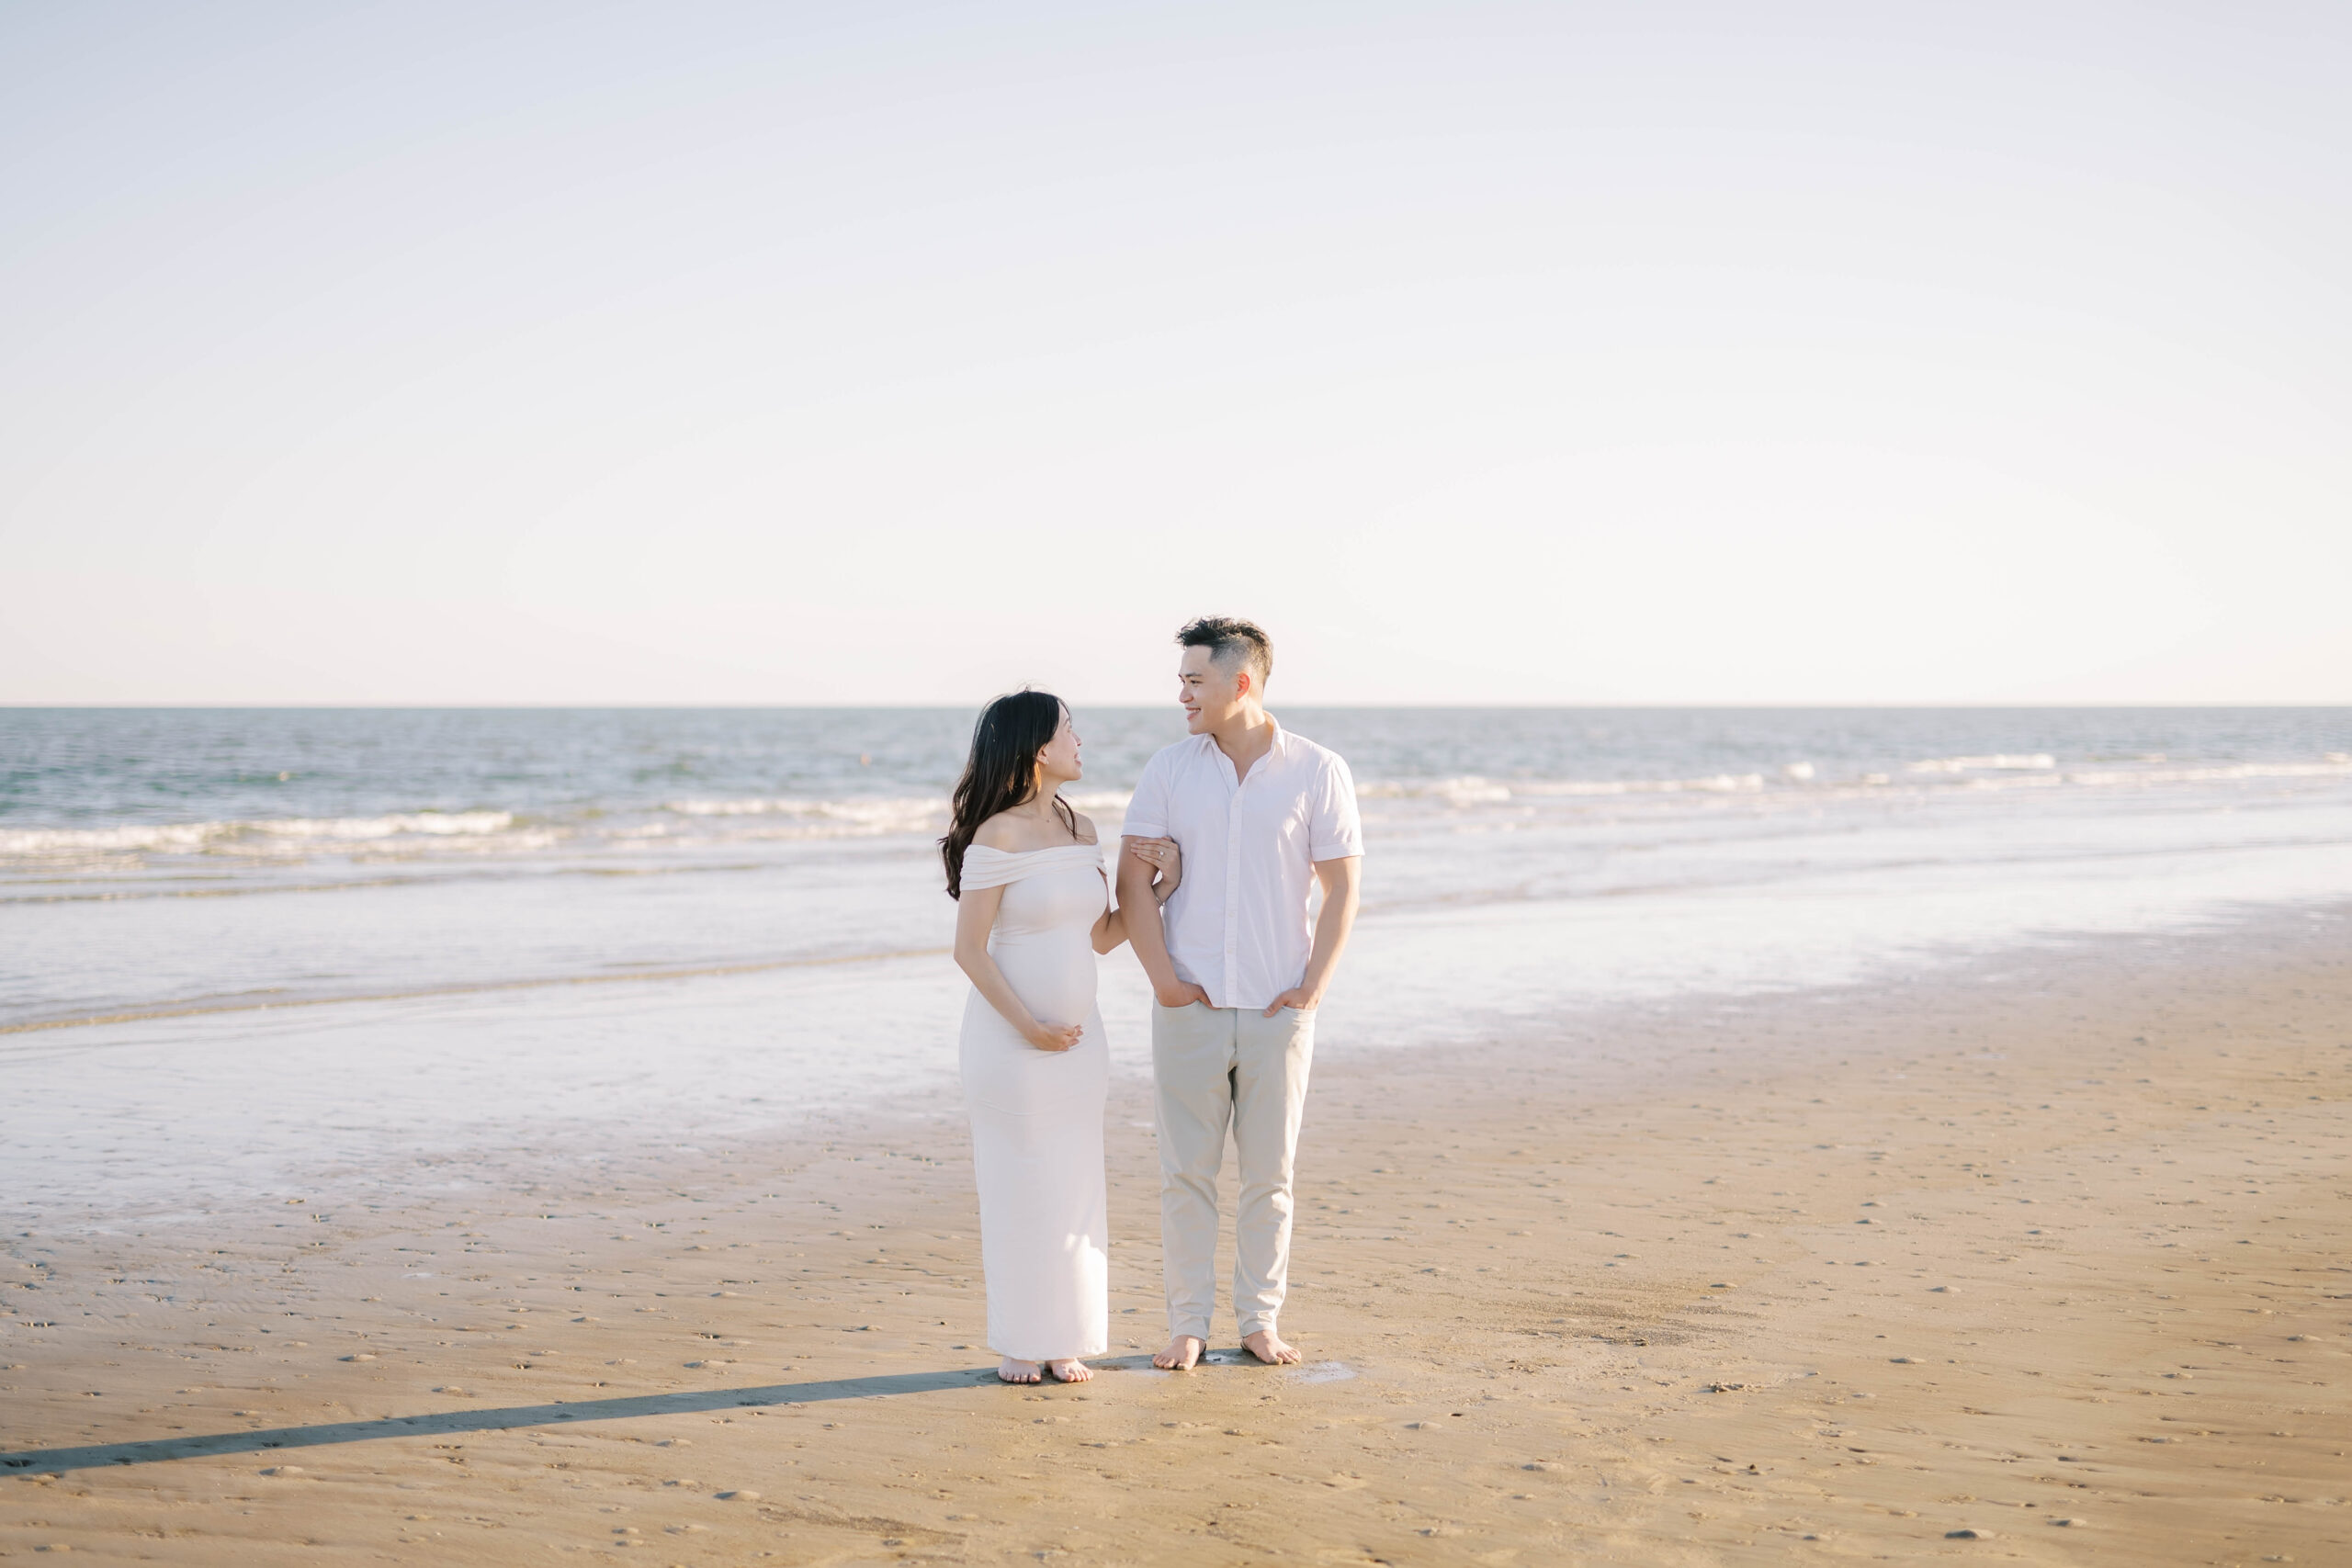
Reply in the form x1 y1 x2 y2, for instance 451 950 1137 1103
957 842 1110 1361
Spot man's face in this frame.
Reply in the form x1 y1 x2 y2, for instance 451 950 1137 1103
1177 646 1247 733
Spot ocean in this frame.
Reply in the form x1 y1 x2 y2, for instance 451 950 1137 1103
5 706 2350 1221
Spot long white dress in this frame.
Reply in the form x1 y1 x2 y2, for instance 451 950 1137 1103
957 842 1111 1361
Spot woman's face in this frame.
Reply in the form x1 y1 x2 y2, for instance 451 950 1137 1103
1035 706 1082 786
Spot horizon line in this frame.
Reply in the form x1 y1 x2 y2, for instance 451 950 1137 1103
5 700 2348 713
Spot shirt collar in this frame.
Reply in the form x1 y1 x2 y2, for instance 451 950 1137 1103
1193 715 1287 761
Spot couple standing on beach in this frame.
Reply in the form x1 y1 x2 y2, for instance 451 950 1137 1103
942 616 1363 1384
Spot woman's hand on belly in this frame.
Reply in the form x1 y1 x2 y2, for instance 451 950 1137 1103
1024 1020 1084 1053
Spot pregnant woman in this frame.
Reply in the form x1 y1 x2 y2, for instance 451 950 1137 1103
944 690 1180 1384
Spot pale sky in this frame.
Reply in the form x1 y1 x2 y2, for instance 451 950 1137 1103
3 2 2346 705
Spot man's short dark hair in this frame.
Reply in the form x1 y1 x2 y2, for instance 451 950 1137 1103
1177 616 1273 686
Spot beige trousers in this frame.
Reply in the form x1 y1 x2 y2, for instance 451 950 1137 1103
1150 1000 1317 1341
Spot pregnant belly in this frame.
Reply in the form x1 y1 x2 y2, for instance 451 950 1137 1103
990 937 1097 1027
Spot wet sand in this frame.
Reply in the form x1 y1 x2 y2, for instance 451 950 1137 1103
5 910 2348 1564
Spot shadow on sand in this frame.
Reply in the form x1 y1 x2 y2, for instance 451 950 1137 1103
0 1350 1273 1475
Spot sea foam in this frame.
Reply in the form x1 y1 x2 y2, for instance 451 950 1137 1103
0 810 515 859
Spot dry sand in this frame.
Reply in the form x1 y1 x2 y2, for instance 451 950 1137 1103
5 909 2348 1564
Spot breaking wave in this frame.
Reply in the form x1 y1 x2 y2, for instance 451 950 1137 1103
7 753 2348 871
1909 754 2057 773
0 811 520 860
657 795 944 836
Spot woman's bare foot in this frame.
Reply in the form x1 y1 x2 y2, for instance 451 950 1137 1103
1046 1358 1093 1382
998 1357 1042 1383
1242 1328 1302 1365
1152 1334 1204 1370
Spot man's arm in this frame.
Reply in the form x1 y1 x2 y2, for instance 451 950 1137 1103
1261 854 1361 1016
1118 837 1209 1008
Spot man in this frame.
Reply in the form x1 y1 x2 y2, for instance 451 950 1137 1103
1118 616 1363 1370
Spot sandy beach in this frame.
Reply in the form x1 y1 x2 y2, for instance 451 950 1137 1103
5 906 2347 1565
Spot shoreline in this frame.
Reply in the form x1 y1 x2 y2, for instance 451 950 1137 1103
14 888 2350 1229
5 904 2348 1562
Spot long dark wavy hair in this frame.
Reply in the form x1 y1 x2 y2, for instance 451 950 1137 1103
941 689 1076 899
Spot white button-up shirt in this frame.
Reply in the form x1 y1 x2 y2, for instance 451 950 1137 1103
1119 718 1363 1011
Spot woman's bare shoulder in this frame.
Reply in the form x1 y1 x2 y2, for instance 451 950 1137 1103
971 812 1027 851
1070 812 1101 844
972 804 1095 852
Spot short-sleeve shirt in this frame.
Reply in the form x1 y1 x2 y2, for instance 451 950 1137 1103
1119 717 1363 1010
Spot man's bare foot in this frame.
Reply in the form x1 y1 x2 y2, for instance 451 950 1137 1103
1152 1335 1204 1371
998 1357 1042 1383
1046 1359 1093 1382
1242 1328 1302 1365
